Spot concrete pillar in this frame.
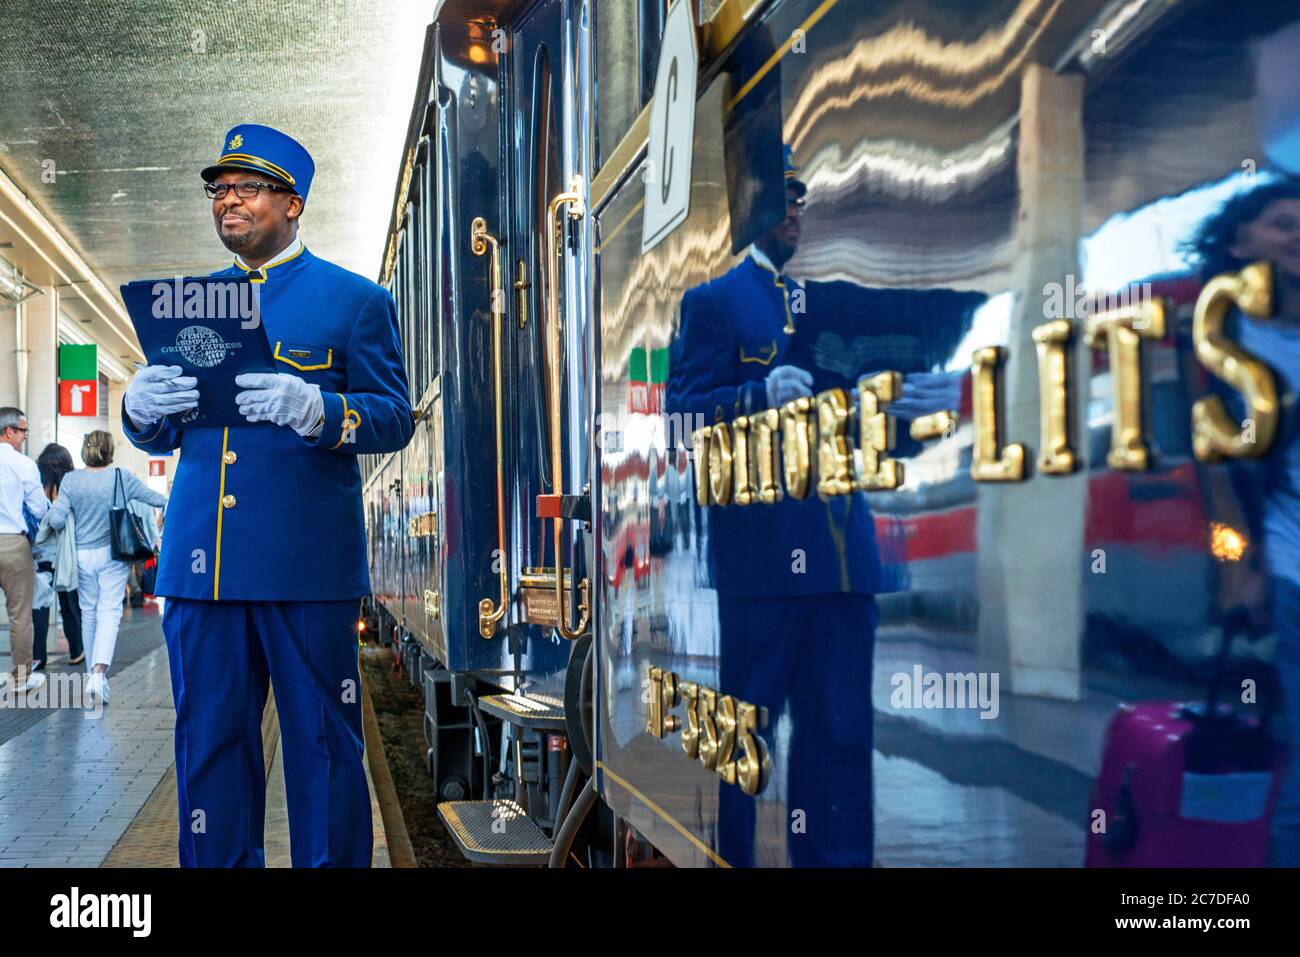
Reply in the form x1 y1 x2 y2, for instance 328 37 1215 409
23 284 59 455
0 296 17 412
107 378 151 478
975 64 1088 701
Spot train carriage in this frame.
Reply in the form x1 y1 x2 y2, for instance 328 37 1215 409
365 0 1300 867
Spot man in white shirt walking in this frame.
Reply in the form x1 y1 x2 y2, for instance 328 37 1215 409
0 408 49 693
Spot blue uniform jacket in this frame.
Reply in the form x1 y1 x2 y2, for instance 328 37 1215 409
123 245 413 601
666 255 883 598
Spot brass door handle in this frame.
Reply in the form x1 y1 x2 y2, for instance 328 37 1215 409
472 216 509 638
514 258 529 330
544 175 591 640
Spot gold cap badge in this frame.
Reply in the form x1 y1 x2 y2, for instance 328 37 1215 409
228 133 243 150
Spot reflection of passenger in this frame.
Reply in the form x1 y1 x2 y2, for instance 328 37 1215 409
666 152 880 867
1187 177 1300 865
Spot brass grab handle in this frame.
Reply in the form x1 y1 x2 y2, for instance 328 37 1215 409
472 216 509 638
544 175 591 640
514 259 529 330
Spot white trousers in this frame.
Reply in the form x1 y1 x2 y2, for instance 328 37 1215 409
76 545 131 672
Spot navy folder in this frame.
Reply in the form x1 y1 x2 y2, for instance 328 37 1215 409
120 276 276 429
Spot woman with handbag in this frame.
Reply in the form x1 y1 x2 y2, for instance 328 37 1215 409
31 443 84 670
45 431 166 705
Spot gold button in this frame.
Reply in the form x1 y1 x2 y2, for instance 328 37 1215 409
223 450 237 465
221 494 236 509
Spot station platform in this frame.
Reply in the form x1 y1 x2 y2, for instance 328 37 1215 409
0 603 391 868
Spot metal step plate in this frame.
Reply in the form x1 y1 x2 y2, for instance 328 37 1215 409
478 692 567 732
437 800 552 865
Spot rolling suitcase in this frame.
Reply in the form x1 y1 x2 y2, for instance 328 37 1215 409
1085 623 1285 867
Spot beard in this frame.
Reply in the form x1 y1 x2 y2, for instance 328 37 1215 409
219 225 252 250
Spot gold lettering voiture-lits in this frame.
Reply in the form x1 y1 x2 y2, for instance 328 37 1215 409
692 425 713 506
1085 296 1166 471
857 372 903 491
708 421 733 505
752 408 783 504
1032 319 1077 474
1192 260 1278 460
780 396 815 500
816 389 854 498
731 415 757 506
691 262 1277 507
969 346 1025 482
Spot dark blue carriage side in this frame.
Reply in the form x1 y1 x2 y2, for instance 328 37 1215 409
363 4 594 856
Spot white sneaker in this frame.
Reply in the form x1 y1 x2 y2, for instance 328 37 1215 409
85 672 107 706
23 671 46 693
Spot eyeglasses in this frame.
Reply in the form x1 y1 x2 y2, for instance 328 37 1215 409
204 181 293 200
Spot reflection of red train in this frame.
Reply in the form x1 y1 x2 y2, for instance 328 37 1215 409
602 454 653 590
884 465 1206 564
602 446 691 590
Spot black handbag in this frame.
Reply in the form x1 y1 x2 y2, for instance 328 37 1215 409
109 468 156 562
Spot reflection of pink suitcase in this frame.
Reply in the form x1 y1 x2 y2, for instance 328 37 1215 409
1085 700 1283 866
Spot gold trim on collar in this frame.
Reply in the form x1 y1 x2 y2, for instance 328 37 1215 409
233 243 305 280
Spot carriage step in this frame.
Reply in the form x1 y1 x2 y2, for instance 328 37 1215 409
477 692 567 732
437 800 553 865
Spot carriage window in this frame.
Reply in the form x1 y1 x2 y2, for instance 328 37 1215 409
421 154 440 382
404 206 419 401
407 202 422 399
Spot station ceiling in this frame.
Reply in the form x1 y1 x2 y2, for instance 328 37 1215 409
0 0 431 315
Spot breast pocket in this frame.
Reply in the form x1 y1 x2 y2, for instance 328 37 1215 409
273 340 342 386
738 338 780 368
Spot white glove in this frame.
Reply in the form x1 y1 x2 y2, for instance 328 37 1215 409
234 372 324 437
764 365 814 408
124 365 199 428
892 370 962 420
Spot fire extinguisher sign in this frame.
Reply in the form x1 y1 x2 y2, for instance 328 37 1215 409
58 344 98 417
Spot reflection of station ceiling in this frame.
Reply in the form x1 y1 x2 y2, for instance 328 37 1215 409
0 0 430 359
600 0 1294 370
784 0 1109 286
777 0 1295 285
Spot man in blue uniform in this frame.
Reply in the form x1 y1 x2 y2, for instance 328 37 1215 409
121 124 413 867
666 154 880 866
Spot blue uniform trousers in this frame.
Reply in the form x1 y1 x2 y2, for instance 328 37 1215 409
717 593 877 867
162 597 371 867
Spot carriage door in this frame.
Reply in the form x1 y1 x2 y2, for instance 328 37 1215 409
501 0 592 655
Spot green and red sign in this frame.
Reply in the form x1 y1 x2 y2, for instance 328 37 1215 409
58 344 97 416
628 346 668 414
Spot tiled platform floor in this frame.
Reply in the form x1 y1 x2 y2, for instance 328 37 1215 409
0 603 389 868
